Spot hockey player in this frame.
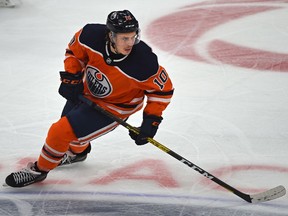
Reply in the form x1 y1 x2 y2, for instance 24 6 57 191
5 10 174 187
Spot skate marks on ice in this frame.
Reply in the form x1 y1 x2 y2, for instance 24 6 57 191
1 191 288 216
1 156 287 215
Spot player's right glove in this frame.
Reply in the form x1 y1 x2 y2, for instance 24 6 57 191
129 113 163 145
58 71 84 103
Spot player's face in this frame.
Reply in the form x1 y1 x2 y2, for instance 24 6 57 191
113 32 137 55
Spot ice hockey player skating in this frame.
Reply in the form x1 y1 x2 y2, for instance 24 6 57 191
5 9 174 187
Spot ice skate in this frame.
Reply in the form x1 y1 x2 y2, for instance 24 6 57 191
58 144 91 166
5 162 48 187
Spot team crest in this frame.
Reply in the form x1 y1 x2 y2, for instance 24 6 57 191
86 66 112 98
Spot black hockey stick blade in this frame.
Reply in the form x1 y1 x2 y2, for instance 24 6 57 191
78 95 287 203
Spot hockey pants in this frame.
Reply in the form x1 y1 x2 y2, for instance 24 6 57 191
37 101 119 172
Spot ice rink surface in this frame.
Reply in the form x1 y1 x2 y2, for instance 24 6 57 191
0 0 288 215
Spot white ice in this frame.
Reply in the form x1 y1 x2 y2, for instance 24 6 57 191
0 0 288 215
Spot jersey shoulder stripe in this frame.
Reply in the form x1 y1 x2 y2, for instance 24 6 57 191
145 89 174 96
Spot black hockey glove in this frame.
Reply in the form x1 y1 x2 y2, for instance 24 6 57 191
129 113 163 145
58 71 84 103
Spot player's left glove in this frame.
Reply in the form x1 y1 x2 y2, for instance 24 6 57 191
58 71 84 103
129 113 163 145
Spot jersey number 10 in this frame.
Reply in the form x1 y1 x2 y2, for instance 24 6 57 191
153 70 168 90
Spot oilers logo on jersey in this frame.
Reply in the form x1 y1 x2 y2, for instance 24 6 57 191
86 66 112 98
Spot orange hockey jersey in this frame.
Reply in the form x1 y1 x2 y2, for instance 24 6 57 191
64 24 174 119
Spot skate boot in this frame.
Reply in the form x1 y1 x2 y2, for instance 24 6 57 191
5 162 48 187
58 143 91 166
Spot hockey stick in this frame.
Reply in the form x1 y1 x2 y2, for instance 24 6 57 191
79 95 286 203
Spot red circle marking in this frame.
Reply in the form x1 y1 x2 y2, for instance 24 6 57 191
146 0 288 72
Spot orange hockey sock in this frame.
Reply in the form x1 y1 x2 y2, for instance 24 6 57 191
37 116 77 172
